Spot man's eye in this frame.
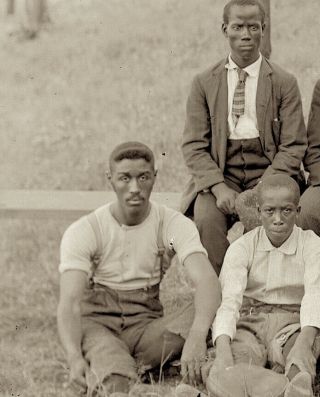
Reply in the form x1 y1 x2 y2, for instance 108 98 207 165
283 208 292 214
233 25 241 30
264 208 273 214
120 176 129 182
250 25 258 31
140 175 149 182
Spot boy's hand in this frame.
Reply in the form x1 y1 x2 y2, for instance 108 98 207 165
214 334 234 371
214 347 234 371
201 344 234 384
286 340 316 379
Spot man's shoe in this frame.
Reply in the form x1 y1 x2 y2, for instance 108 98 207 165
284 372 313 397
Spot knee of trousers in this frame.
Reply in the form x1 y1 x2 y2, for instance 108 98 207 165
84 341 138 385
231 339 267 367
136 330 184 368
299 187 320 217
194 195 226 232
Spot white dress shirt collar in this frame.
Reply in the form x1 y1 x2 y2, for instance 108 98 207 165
225 53 262 78
257 225 299 255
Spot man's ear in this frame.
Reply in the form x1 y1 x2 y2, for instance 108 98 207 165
257 205 262 218
154 169 158 177
222 23 228 37
261 22 266 37
105 170 111 180
297 205 301 215
105 170 113 189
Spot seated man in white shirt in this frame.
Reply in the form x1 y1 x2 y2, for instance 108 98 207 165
206 174 320 397
57 141 221 397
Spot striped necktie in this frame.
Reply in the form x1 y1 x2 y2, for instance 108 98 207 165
232 68 248 127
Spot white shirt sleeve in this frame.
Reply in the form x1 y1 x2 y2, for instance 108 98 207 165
212 237 250 342
300 230 320 329
59 216 97 274
163 210 207 264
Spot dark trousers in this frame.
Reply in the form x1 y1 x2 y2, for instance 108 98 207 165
81 283 193 395
194 138 269 274
193 190 240 275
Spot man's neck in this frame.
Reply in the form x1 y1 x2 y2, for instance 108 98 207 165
111 202 151 226
229 53 260 69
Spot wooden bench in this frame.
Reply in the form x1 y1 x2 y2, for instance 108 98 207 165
0 190 181 219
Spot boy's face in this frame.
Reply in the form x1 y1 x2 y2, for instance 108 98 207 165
258 187 300 247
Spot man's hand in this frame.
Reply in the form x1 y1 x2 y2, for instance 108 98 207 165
211 183 239 215
69 354 89 394
180 330 207 386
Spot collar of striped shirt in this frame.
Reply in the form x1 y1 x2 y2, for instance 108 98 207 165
256 224 299 255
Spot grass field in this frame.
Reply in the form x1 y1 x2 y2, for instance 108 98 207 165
2 0 320 395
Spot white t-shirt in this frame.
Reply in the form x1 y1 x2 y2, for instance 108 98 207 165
59 201 207 290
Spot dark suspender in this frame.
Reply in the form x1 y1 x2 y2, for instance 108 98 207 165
87 206 168 285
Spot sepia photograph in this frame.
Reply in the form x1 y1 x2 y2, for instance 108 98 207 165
1 0 320 396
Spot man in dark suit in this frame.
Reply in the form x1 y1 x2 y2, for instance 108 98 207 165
181 0 307 275
299 80 320 236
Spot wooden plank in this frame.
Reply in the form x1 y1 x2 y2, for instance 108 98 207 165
0 190 181 219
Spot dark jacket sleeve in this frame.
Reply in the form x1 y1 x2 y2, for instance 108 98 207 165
304 80 320 186
181 75 224 192
263 72 307 178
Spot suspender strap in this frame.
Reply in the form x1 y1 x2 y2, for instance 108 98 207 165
87 206 169 285
87 211 103 281
157 205 166 282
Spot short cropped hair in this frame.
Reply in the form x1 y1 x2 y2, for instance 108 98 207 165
257 174 301 206
109 141 155 170
223 0 265 24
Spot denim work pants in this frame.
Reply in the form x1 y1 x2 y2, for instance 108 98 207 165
80 283 194 394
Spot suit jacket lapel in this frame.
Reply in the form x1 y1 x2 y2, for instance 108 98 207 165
256 58 273 146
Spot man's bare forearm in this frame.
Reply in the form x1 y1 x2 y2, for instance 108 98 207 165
57 300 83 363
190 269 221 336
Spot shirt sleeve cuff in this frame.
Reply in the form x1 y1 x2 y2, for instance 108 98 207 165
211 314 237 344
179 247 208 265
59 262 91 274
300 295 320 329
